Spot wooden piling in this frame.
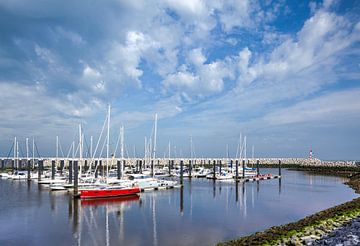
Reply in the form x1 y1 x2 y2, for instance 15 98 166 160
94 160 98 178
257 159 260 176
278 159 282 176
117 160 121 179
242 159 245 179
180 160 184 183
213 160 216 179
99 160 103 176
235 160 239 181
151 160 154 177
73 160 78 197
51 160 55 180
27 160 31 181
68 160 73 184
180 186 184 213
189 160 192 178
219 160 222 174
11 159 14 174
37 160 43 181
60 160 65 176
168 159 171 175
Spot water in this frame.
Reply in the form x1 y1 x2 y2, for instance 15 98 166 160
0 169 358 246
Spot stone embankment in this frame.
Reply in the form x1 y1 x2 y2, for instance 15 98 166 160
218 168 360 246
312 216 360 245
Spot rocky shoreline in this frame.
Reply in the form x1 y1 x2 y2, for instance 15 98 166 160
218 167 360 246
312 216 360 245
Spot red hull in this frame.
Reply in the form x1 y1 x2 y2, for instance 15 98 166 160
80 187 140 199
81 194 140 206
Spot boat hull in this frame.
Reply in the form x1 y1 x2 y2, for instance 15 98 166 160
79 187 140 199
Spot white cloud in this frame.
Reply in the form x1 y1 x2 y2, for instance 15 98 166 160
164 48 234 94
264 88 360 125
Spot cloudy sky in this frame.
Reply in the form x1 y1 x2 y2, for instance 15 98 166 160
0 0 359 160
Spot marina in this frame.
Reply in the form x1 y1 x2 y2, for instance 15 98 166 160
0 168 357 246
0 1 359 245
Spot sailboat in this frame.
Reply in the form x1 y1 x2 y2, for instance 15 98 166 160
79 105 140 199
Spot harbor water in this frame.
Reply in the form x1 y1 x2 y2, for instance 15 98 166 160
0 169 358 246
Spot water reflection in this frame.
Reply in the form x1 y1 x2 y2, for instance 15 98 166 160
0 169 358 246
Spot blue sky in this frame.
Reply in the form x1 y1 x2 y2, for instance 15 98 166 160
0 0 359 160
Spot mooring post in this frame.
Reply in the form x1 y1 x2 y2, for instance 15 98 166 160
151 160 154 177
51 160 55 180
235 160 239 181
73 160 78 197
242 159 245 179
219 160 222 174
278 159 282 176
68 160 73 184
180 160 184 184
60 160 64 176
1 159 4 170
11 159 14 174
122 159 126 176
27 160 31 181
139 160 143 174
84 160 88 172
180 186 184 213
168 159 171 175
38 160 43 181
189 160 192 178
230 159 233 170
257 159 260 176
94 160 98 178
213 160 216 179
117 160 121 179
235 181 239 202
99 160 103 177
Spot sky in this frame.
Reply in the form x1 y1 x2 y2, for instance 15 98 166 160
0 0 359 160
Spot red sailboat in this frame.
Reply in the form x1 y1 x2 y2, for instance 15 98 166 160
79 105 141 200
80 186 140 199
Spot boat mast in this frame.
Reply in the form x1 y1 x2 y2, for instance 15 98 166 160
72 141 75 160
152 113 157 160
252 145 254 160
16 140 19 170
106 104 111 183
168 141 171 160
25 137 29 160
32 137 35 169
144 137 147 169
13 137 16 170
56 135 59 168
190 135 193 160
238 133 242 160
120 125 124 179
244 136 247 163
90 136 93 158
79 125 82 177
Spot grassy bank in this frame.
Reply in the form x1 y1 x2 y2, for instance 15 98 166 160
218 167 360 246
257 164 359 173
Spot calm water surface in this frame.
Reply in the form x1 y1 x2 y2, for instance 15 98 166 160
0 169 358 246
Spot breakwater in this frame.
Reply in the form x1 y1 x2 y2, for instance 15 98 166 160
0 157 358 169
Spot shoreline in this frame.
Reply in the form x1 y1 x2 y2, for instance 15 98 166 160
218 166 360 246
